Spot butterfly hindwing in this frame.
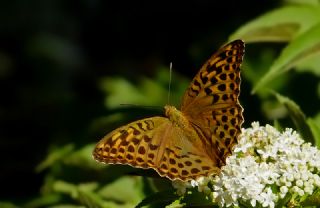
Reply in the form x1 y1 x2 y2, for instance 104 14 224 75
93 114 222 181
93 117 167 169
155 123 221 180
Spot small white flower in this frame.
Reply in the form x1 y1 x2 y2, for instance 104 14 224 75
190 180 198 188
234 141 252 153
260 187 277 208
172 122 320 208
304 185 313 195
172 180 190 195
250 198 257 207
296 179 303 187
280 186 288 194
285 181 292 187
313 175 320 186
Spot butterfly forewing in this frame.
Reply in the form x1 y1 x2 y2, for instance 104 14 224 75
181 39 245 165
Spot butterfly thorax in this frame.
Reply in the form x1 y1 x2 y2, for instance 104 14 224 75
164 105 190 130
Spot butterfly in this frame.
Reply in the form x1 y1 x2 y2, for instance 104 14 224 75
93 39 245 181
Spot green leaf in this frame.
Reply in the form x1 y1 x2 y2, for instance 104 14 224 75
300 188 320 206
273 92 315 144
295 50 320 76
77 189 104 208
50 181 110 208
285 0 320 5
99 68 189 109
64 144 99 170
180 189 216 208
0 202 19 208
275 193 292 208
135 189 179 208
229 5 320 42
36 144 74 172
165 199 185 208
48 205 87 208
252 23 320 93
100 76 167 109
53 180 78 197
273 119 283 132
98 176 144 205
24 194 62 208
307 117 320 148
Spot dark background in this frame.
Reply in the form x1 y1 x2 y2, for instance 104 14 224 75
0 0 278 202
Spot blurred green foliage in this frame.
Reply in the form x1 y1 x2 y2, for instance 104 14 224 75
1 0 320 207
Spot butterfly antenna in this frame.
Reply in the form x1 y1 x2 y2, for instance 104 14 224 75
167 62 172 104
120 104 161 110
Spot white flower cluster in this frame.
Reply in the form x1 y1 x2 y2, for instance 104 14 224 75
172 122 320 208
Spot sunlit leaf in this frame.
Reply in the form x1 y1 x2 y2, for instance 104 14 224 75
253 23 320 93
53 181 78 197
295 50 320 76
98 176 144 205
77 190 104 208
100 76 167 109
284 0 320 5
230 5 320 42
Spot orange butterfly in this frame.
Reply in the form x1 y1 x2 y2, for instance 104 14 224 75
93 40 245 181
